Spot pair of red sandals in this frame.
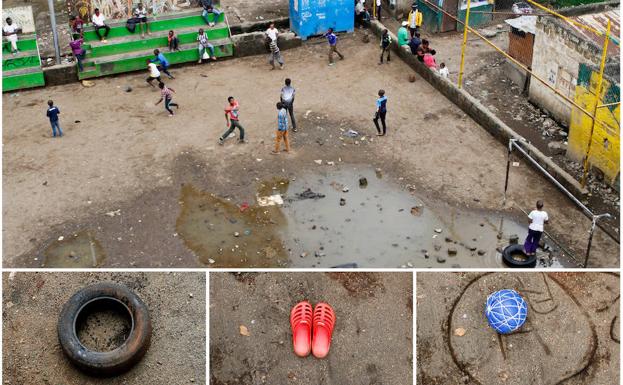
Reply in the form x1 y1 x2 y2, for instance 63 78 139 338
290 301 336 358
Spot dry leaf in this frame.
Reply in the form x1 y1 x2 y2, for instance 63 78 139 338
239 325 250 336
454 327 466 337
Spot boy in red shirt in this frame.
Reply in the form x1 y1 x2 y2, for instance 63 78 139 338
219 96 246 144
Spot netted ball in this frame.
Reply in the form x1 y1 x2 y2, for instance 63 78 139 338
485 289 527 334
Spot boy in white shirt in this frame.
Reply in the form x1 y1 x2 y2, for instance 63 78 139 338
265 23 278 42
92 8 110 42
524 200 549 256
146 61 161 87
3 18 21 54
439 62 449 78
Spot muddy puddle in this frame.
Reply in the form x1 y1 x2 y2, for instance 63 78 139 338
41 231 105 268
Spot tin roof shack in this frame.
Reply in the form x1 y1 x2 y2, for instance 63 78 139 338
528 9 620 127
503 15 536 89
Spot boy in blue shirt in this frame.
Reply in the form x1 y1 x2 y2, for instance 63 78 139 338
272 102 290 154
46 100 63 137
324 28 344 66
373 89 387 136
151 49 174 79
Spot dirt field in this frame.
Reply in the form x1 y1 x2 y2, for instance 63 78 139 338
2 30 618 267
416 272 620 385
2 272 206 384
209 272 413 384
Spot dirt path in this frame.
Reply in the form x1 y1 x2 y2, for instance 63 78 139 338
416 272 620 385
209 272 413 384
2 272 206 384
3 31 618 267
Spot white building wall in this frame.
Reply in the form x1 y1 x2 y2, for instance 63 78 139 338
529 17 603 126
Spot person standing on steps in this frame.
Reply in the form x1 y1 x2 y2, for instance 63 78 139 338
133 3 150 38
373 89 387 136
524 200 548 256
46 100 63 137
69 34 86 72
197 28 217 63
200 0 221 26
3 18 21 54
155 82 179 116
379 29 391 64
272 102 290 154
219 96 246 145
151 49 174 79
325 28 344 66
280 78 297 132
91 8 110 43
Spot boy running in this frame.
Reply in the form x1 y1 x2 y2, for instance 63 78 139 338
151 49 174 79
325 28 344 65
155 82 179 116
219 96 245 144
46 100 63 137
146 60 161 87
272 102 290 154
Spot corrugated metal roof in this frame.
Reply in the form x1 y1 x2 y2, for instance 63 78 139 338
505 15 537 34
568 9 620 57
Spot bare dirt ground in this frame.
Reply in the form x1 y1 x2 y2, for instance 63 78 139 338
2 272 206 384
209 272 413 384
2 30 618 267
416 272 620 385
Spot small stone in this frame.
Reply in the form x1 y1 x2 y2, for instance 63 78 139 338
339 198 346 206
448 247 458 256
436 255 446 263
434 228 442 233
234 232 240 237
342 186 349 192
208 258 216 264
445 237 453 243
359 177 368 187
477 249 486 256
509 234 519 244
454 327 466 336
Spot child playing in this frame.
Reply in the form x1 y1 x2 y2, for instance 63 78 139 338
46 100 63 137
272 102 290 154
151 49 174 79
146 60 162 87
168 30 180 51
439 62 449 78
155 82 179 116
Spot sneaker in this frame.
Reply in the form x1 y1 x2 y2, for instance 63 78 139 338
292 128 298 132
238 139 247 144
271 151 279 155
102 39 108 43
218 138 224 145
328 63 335 66
197 59 202 64
212 57 217 61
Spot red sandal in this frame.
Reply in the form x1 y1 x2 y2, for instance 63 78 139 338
312 302 336 358
290 301 313 357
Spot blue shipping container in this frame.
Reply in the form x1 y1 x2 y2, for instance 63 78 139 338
289 0 355 40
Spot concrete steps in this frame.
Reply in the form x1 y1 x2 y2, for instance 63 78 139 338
2 34 45 92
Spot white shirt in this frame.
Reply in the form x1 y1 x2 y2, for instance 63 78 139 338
528 210 548 232
3 24 19 41
92 13 106 26
439 67 449 78
266 27 278 42
148 63 160 77
376 0 381 5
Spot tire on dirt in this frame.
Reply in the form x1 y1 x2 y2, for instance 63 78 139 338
502 244 537 268
57 282 152 376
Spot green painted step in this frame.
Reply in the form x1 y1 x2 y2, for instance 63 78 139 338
78 38 233 80
3 66 45 92
84 23 230 58
2 35 38 54
3 50 41 71
82 12 225 43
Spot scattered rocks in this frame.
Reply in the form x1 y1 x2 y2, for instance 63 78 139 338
547 141 567 155
359 177 368 187
339 198 346 206
436 255 446 263
448 247 458 256
410 206 423 216
434 228 443 234
477 249 486 256
445 237 453 243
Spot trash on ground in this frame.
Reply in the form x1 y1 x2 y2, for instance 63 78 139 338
257 194 284 206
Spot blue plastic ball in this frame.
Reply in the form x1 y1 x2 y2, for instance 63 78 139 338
485 289 528 334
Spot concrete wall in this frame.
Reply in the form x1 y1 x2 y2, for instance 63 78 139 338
368 18 589 198
529 16 603 126
231 30 300 57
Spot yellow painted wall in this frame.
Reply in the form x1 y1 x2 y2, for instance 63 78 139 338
568 66 620 185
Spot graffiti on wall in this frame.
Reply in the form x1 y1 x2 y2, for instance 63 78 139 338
1 6 36 34
66 0 200 21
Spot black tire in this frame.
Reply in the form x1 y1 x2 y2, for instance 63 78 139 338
502 244 537 268
57 282 151 376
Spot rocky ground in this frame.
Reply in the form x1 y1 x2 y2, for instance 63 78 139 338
2 272 206 384
210 272 413 385
417 272 620 385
